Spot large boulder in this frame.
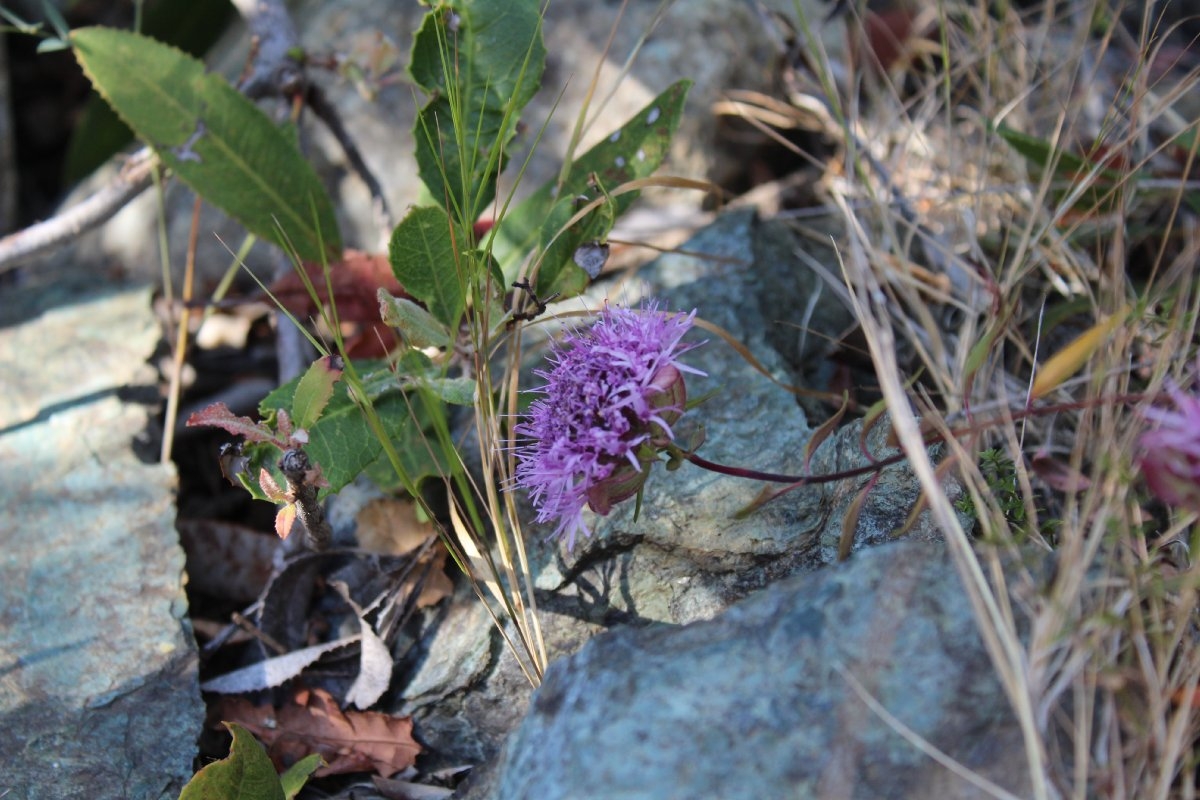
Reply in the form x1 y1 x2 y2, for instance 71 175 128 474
461 541 1033 800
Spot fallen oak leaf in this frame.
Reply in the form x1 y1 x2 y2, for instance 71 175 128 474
230 687 420 777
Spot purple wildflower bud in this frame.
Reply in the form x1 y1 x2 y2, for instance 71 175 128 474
513 301 704 549
1137 374 1200 514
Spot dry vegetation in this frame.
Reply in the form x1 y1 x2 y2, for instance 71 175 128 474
749 1 1200 796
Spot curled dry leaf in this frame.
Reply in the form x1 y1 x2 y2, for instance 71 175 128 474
201 636 362 695
331 580 395 711
220 687 421 777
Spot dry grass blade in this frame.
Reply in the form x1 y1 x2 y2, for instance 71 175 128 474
789 0 1200 794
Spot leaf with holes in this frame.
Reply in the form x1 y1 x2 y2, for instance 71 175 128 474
493 80 692 298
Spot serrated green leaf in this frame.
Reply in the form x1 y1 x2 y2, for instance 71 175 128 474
291 354 343 431
388 205 468 328
279 753 322 800
409 0 545 215
65 0 236 181
179 722 285 800
494 80 692 298
378 289 453 348
70 26 341 262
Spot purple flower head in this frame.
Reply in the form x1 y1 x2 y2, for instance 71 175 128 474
513 301 704 549
1137 371 1200 514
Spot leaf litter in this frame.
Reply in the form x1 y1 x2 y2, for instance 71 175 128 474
194 527 452 779
217 687 421 778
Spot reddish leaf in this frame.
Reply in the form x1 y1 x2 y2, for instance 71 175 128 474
848 5 919 72
186 402 280 445
259 468 289 503
222 687 421 778
274 503 298 541
269 249 412 325
342 322 401 359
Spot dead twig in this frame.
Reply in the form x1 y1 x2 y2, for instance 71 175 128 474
0 0 391 272
0 147 157 273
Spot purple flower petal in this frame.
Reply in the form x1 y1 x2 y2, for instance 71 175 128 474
1137 372 1200 514
512 301 704 549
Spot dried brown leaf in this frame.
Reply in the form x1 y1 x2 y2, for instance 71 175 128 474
413 541 454 609
178 519 281 603
355 498 438 556
227 687 420 778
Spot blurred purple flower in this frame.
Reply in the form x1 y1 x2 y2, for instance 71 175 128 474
514 301 704 549
1138 374 1200 514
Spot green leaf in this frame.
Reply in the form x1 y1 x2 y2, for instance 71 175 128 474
378 289 453 349
995 123 1123 214
260 377 387 497
66 0 236 182
409 0 546 215
495 80 692 298
388 205 468 328
36 37 68 53
412 376 476 406
70 26 341 262
255 360 447 497
363 409 452 491
178 722 285 800
279 753 322 800
291 354 344 431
